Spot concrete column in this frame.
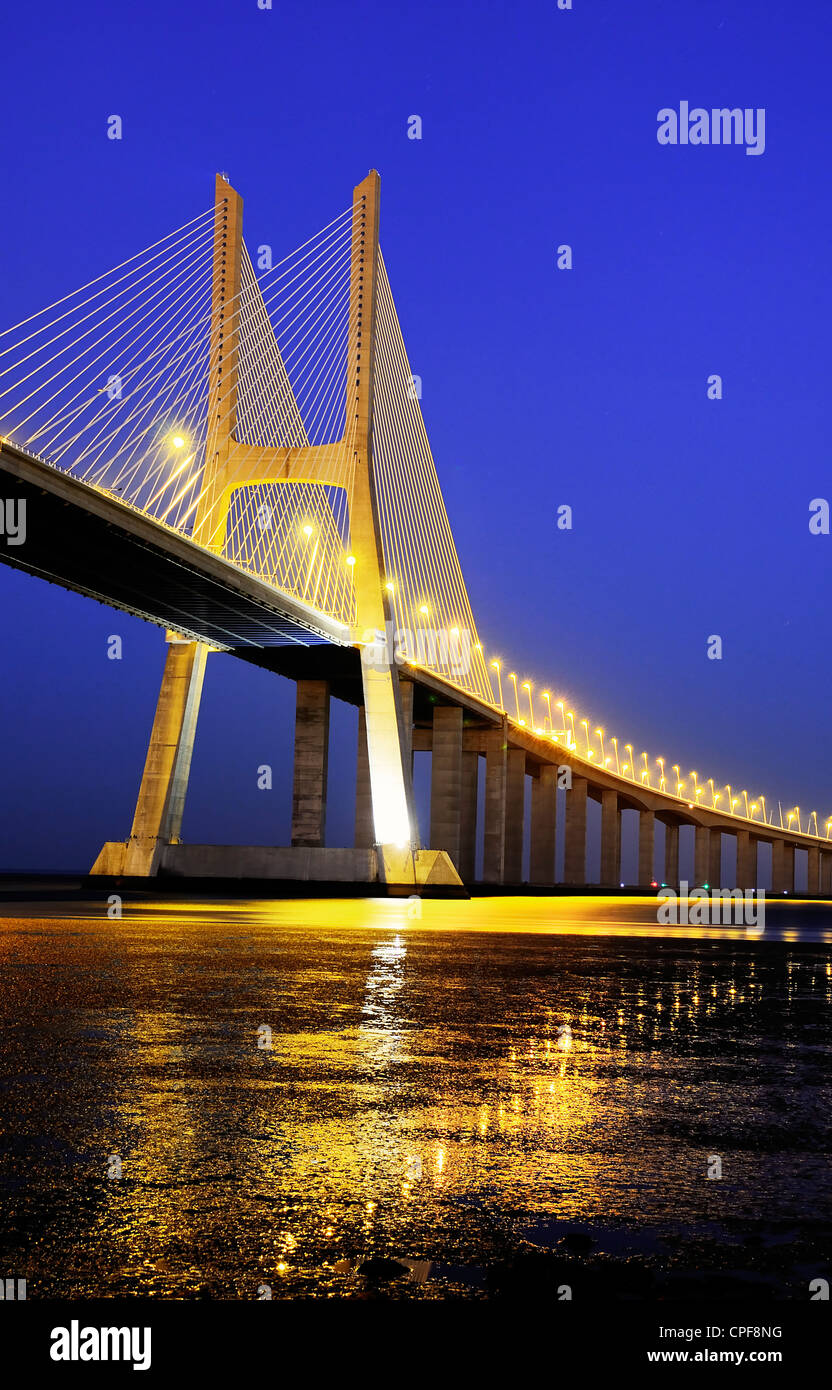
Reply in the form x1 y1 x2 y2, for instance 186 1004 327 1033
459 751 479 883
821 852 832 896
291 680 330 848
354 707 374 848
430 706 464 869
504 750 526 884
708 830 722 889
664 822 679 887
399 677 414 770
638 810 655 886
483 727 507 884
600 789 620 886
563 775 588 885
807 845 820 896
736 830 757 889
782 843 795 893
129 639 209 849
530 763 557 885
694 826 710 886
771 838 789 893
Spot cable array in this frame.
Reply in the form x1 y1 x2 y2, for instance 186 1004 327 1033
372 253 493 702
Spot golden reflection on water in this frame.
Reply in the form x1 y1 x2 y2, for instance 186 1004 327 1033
1 895 831 1296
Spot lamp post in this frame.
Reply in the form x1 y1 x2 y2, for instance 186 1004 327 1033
490 660 503 711
542 691 553 733
596 727 605 765
522 681 535 726
612 737 620 775
508 672 520 721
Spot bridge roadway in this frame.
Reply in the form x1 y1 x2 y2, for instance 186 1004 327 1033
1 441 827 891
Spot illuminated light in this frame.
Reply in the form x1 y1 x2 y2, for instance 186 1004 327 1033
518 718 526 726
450 626 459 638
303 525 314 538
386 582 395 592
346 555 356 566
171 434 186 449
419 604 429 616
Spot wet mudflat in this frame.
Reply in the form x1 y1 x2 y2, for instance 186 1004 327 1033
0 894 830 1300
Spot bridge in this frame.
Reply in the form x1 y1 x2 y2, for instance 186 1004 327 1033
0 172 828 894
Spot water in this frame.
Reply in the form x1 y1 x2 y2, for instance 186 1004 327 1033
1 894 831 1300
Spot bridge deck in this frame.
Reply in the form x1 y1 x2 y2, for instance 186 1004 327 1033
0 444 347 650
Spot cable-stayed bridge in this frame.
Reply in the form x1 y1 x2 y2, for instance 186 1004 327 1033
0 172 827 893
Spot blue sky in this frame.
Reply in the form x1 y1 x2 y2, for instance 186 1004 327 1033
1 0 831 869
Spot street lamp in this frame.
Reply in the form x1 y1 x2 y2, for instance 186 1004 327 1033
567 710 576 749
522 681 535 726
596 728 605 765
508 672 520 721
556 700 566 743
641 752 650 785
658 756 666 791
490 660 503 711
581 718 591 756
612 737 620 775
625 744 635 780
542 691 553 733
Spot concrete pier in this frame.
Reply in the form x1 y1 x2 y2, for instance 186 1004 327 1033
504 750 526 883
709 830 722 889
600 789 619 886
291 680 330 848
483 726 507 884
430 705 464 872
807 845 820 895
736 829 757 889
354 707 373 848
664 822 679 887
694 825 710 886
530 763 557 885
459 750 479 883
638 809 655 886
563 776 587 885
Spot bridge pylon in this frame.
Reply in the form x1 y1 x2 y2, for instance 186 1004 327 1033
90 172 461 890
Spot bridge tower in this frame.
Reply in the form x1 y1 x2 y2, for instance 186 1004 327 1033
91 173 460 889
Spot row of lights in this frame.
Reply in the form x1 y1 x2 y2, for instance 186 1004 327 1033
487 659 829 839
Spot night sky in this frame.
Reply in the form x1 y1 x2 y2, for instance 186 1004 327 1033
1 0 830 870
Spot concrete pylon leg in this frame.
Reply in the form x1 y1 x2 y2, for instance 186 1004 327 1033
821 852 832 897
600 788 620 886
354 707 374 848
638 810 655 887
530 763 557 885
91 638 209 876
694 826 709 886
664 822 679 887
807 845 820 896
563 775 587 885
459 751 478 884
736 830 757 890
504 750 526 884
399 678 414 770
483 726 507 884
708 830 722 889
291 680 330 848
430 706 464 871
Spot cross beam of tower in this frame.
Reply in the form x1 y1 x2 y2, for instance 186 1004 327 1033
94 172 454 887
